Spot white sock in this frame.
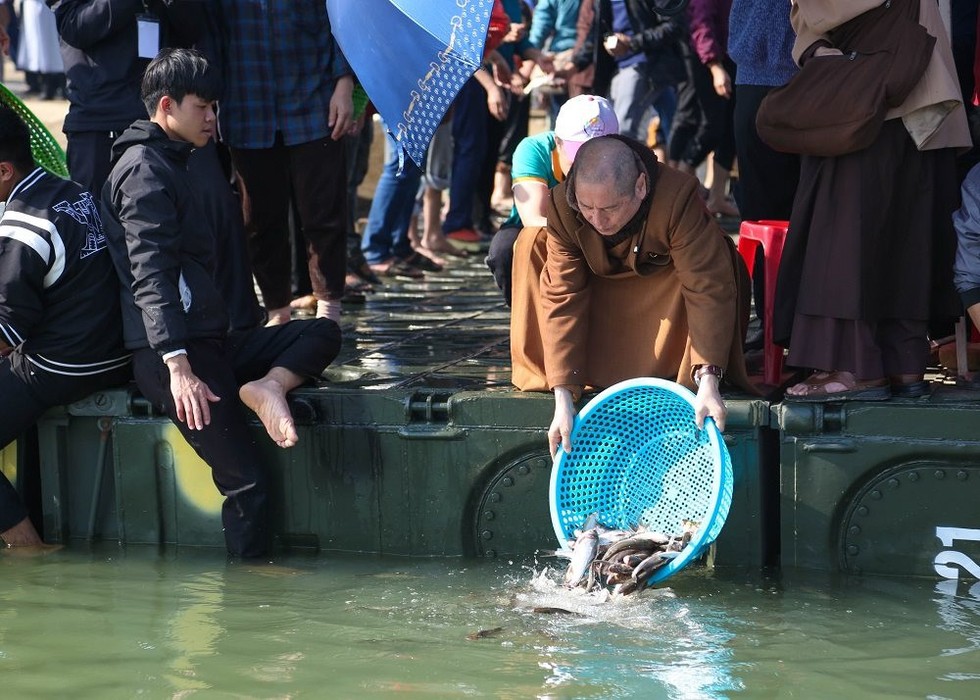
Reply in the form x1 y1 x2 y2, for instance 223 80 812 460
316 299 341 323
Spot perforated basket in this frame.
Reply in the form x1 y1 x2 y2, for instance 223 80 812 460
0 83 70 179
549 377 733 586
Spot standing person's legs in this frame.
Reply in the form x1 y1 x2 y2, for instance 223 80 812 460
609 64 661 142
361 131 424 266
732 85 799 221
132 343 272 558
345 118 375 281
667 67 701 167
288 136 349 322
232 141 294 320
443 77 489 238
733 83 800 332
65 130 118 196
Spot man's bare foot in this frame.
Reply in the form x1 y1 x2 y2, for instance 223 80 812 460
2 543 64 557
265 306 292 326
239 378 299 447
1 516 45 547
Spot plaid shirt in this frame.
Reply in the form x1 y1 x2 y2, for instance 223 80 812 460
215 0 352 149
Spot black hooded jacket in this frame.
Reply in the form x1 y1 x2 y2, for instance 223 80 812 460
102 121 229 355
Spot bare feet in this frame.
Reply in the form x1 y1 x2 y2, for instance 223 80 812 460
239 378 299 447
1 516 45 547
265 306 292 327
289 294 317 311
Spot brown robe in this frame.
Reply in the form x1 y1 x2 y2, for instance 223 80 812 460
510 139 752 395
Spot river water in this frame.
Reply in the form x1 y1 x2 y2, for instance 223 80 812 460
2 545 979 699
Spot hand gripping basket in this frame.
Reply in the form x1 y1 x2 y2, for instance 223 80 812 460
549 378 733 586
0 83 70 179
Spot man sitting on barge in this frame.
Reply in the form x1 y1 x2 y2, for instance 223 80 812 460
0 104 131 547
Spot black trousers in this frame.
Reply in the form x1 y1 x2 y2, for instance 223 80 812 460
0 352 131 532
232 135 349 309
131 319 341 557
668 57 736 170
732 84 801 322
486 225 521 307
66 130 122 197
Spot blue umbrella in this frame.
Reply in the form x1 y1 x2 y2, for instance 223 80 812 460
326 0 493 168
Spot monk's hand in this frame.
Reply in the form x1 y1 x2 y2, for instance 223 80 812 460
548 386 577 458
165 354 220 431
694 374 726 432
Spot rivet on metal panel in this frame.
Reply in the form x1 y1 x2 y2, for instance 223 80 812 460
887 478 899 489
485 549 496 558
483 510 495 521
517 464 530 476
489 492 501 503
848 525 861 535
869 490 882 500
957 470 969 481
908 472 920 482
847 545 859 555
481 530 493 540
934 470 946 480
857 506 869 516
502 476 514 487
535 458 548 470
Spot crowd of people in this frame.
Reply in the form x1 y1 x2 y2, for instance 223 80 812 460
0 1 979 554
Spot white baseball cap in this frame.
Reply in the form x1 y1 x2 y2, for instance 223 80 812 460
554 94 620 161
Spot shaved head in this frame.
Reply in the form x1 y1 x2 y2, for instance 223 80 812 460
565 137 649 237
571 137 641 198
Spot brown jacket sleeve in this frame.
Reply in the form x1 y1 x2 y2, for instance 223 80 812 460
658 173 740 370
540 189 591 391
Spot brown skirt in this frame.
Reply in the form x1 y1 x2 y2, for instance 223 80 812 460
773 119 960 349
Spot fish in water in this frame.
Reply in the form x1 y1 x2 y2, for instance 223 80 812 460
467 627 504 640
563 529 599 588
532 606 577 615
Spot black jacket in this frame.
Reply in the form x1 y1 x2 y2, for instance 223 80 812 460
102 121 229 355
47 0 205 132
0 168 130 376
573 0 686 97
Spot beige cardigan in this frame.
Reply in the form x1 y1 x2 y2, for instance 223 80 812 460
790 0 971 150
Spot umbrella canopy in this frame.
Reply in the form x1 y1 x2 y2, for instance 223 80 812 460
327 0 492 168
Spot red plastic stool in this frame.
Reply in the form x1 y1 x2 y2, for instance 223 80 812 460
737 220 789 385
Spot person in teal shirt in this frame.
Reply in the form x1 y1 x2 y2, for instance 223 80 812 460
486 94 619 305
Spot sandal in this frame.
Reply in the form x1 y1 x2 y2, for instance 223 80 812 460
400 251 443 273
785 371 891 403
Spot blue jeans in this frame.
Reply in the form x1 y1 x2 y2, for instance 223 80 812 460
361 129 423 265
443 76 489 233
608 62 672 142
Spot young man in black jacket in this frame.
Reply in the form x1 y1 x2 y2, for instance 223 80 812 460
0 105 131 547
102 49 342 558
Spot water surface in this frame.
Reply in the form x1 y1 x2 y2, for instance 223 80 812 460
2 546 979 699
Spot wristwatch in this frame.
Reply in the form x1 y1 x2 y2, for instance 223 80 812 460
692 364 724 387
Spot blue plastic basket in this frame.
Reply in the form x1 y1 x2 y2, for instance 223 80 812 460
549 377 733 586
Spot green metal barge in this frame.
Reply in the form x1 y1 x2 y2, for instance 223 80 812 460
4 256 980 583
